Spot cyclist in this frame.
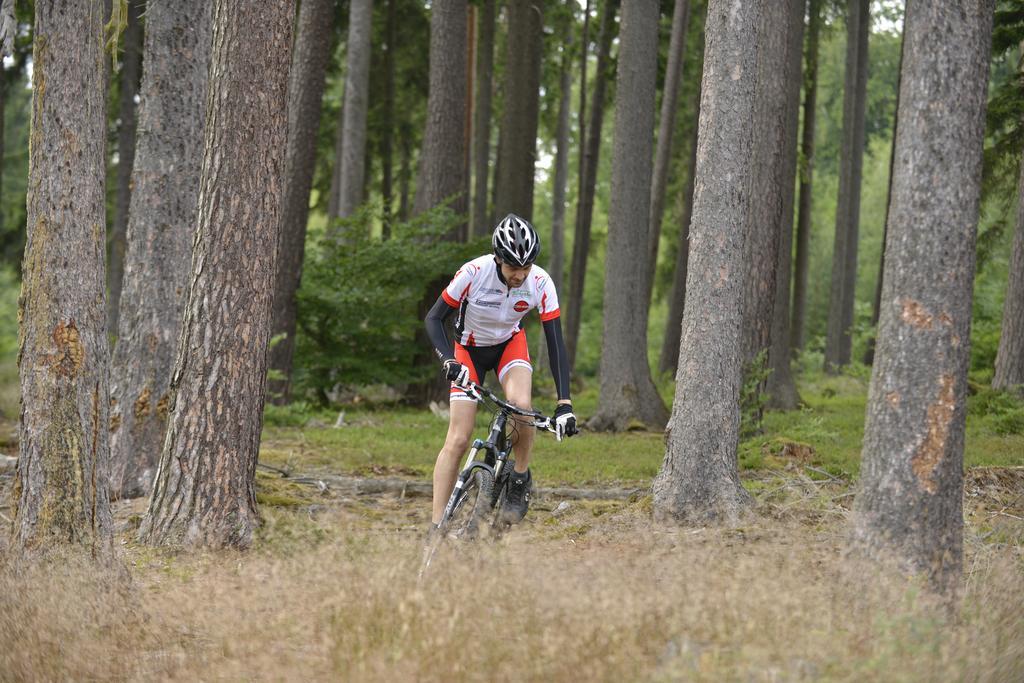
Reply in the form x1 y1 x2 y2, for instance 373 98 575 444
424 213 578 529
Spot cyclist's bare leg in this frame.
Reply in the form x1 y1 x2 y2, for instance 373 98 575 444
501 366 534 474
432 398 478 524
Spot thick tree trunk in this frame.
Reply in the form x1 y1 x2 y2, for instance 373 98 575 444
657 89 700 376
266 0 334 406
15 1 112 550
790 0 822 353
589 0 668 432
107 0 144 337
764 0 806 411
338 0 373 218
409 0 468 405
848 0 993 595
566 0 618 368
414 0 467 218
109 0 213 500
741 0 804 373
651 0 764 524
644 0 690 309
493 0 544 220
549 20 573 296
138 0 294 549
824 0 869 373
470 0 495 237
993 157 1024 391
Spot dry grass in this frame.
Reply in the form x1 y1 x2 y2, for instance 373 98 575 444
1 486 1021 682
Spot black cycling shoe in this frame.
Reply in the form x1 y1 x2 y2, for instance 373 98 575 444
501 469 532 523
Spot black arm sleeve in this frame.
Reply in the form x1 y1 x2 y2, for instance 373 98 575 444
542 316 572 402
425 295 458 363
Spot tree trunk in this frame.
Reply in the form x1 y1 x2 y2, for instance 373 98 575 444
864 36 905 367
657 86 701 376
741 0 803 372
266 0 334 406
493 0 544 220
589 0 667 432
338 0 373 219
139 0 294 549
566 0 618 368
107 0 144 338
549 18 572 296
15 1 112 550
380 0 397 236
409 0 468 405
651 0 764 524
824 0 869 373
470 0 495 237
790 0 822 354
109 0 213 500
399 125 412 221
993 157 1024 391
848 0 993 595
644 0 690 309
414 0 467 218
764 0 806 411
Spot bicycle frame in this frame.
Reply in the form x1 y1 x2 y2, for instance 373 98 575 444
439 382 553 525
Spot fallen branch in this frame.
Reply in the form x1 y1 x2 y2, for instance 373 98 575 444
258 468 644 502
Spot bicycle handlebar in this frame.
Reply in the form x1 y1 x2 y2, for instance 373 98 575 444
464 382 558 435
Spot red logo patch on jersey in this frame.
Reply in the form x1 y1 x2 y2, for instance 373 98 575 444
513 300 529 313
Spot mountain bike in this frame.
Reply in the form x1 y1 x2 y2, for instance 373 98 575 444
420 382 558 575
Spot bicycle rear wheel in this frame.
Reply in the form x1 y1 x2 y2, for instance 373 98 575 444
445 468 495 540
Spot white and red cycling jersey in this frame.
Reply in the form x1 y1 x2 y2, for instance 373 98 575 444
441 255 560 347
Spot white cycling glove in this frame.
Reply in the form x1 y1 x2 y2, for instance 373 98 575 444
553 404 578 441
443 359 472 390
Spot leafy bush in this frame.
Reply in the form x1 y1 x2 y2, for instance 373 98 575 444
293 205 486 400
0 266 18 361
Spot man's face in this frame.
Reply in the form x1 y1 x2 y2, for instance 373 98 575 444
499 260 532 288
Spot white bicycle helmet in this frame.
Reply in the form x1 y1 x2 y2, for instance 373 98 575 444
492 213 540 267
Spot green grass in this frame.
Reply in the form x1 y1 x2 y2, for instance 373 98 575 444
259 368 1024 487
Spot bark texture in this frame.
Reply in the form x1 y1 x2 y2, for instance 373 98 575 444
791 0 822 353
470 0 495 236
824 0 869 372
566 0 617 368
589 0 668 431
493 0 544 220
414 0 467 218
644 0 690 308
849 0 993 594
107 0 144 336
652 0 763 524
139 0 294 548
15 1 112 549
764 0 806 410
740 0 802 370
658 33 705 376
380 0 397 234
993 157 1024 391
109 0 213 499
337 0 373 218
549 19 573 296
267 0 334 405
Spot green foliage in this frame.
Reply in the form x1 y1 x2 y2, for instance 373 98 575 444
0 266 17 361
293 205 485 400
983 1 1024 201
740 349 771 439
969 387 1024 437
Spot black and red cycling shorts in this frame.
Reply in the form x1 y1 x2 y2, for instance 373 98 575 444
449 329 531 402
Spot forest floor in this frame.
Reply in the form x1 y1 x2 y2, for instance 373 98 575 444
0 370 1022 680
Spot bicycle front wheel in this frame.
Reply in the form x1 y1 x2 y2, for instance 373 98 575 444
445 468 495 540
